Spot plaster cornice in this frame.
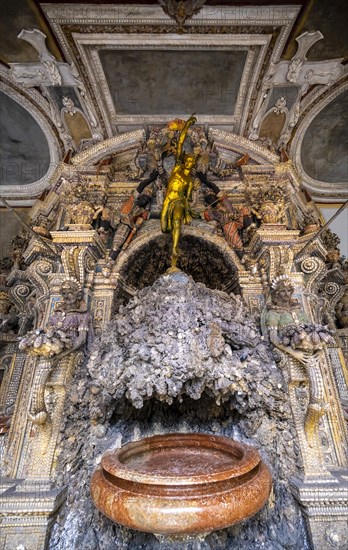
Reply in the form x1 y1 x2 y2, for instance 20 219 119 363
71 129 145 166
71 126 280 168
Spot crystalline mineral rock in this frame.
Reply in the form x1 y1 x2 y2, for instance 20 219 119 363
88 271 275 410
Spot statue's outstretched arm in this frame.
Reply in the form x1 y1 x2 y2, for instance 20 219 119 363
51 329 87 366
176 114 197 163
268 327 313 365
137 169 158 193
196 171 221 195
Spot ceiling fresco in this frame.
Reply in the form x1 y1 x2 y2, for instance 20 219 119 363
0 0 62 63
0 0 40 63
0 0 347 204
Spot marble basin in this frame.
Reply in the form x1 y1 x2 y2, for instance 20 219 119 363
90 433 272 536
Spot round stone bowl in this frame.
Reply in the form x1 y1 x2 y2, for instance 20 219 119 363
90 433 272 536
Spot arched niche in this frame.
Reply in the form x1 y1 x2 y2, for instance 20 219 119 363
111 221 243 307
290 81 348 200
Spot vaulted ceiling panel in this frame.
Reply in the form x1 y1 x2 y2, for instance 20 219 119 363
99 49 248 117
0 1 347 205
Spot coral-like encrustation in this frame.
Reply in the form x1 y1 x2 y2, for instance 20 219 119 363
50 272 309 550
88 271 271 412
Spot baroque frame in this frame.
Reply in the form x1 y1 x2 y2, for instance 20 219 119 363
41 3 300 136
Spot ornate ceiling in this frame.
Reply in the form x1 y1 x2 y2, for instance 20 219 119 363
0 0 347 203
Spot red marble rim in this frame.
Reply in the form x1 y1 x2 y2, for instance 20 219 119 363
101 433 260 486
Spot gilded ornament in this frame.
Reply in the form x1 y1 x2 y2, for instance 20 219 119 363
160 114 199 268
245 179 289 225
301 210 321 236
158 0 207 30
2 110 348 550
60 176 108 229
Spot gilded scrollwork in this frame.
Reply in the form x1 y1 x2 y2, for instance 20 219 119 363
59 175 108 230
299 256 326 294
244 175 290 225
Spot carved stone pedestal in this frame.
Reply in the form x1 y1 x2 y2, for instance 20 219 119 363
0 478 67 550
290 471 348 550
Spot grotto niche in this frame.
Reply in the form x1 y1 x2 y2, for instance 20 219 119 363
2 121 347 550
50 269 310 550
111 225 241 309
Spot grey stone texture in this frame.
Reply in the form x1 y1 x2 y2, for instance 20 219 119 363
50 272 309 549
301 90 348 183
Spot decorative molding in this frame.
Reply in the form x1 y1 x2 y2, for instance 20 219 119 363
42 4 300 31
41 4 299 135
70 126 283 173
71 129 145 166
9 28 79 87
209 128 280 165
1 113 348 550
158 0 207 29
75 34 267 134
248 31 344 148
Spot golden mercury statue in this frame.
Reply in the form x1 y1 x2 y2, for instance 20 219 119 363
160 114 197 268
